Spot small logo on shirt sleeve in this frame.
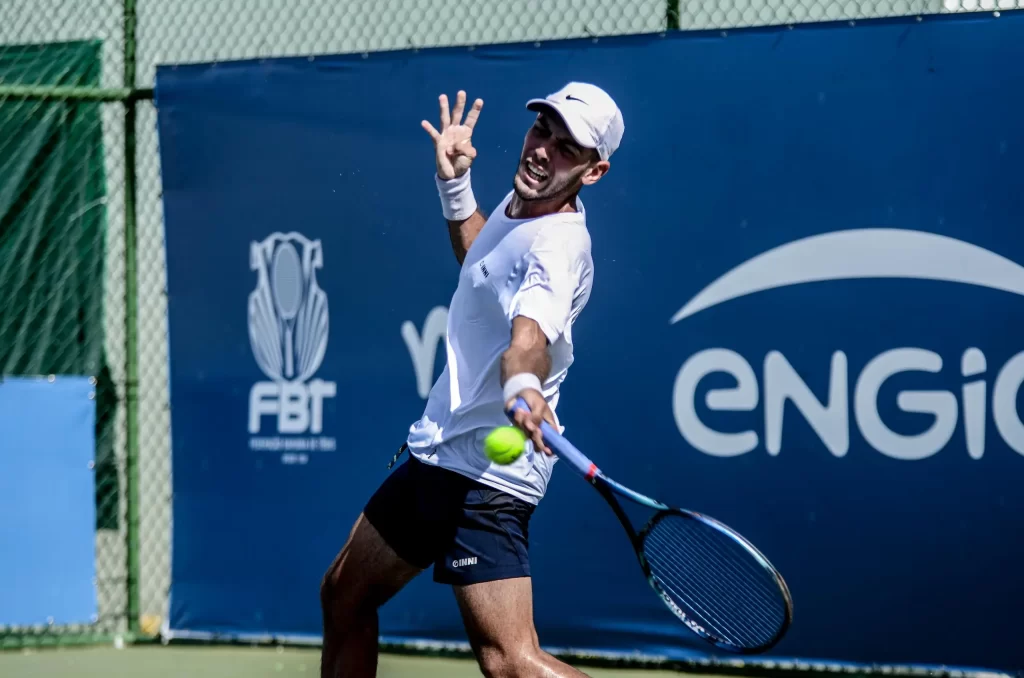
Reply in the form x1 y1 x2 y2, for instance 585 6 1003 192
479 261 490 278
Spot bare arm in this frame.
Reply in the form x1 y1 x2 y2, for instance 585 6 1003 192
502 316 556 454
501 316 551 386
446 209 487 265
421 90 486 265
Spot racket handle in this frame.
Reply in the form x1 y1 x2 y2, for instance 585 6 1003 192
506 397 601 480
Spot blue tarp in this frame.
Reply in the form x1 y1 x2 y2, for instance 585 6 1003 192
0 376 97 626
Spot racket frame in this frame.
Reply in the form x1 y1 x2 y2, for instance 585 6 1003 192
507 398 794 654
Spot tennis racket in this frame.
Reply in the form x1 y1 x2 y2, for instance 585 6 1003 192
506 398 793 654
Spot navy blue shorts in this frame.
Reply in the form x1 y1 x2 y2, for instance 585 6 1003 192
363 454 535 585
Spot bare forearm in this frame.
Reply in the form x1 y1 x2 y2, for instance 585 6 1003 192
446 209 487 265
502 317 557 448
501 345 551 387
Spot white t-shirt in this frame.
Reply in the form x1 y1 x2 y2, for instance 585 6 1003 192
405 190 594 504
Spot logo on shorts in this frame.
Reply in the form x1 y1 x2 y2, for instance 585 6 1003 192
247 232 337 456
452 557 478 568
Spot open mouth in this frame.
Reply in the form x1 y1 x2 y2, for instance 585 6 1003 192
523 159 548 183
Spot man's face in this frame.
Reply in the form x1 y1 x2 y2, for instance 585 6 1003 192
513 111 605 202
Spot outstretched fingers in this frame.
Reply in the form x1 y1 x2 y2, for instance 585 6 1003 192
439 93 451 130
464 98 484 130
421 119 441 141
425 91 482 144
450 90 467 126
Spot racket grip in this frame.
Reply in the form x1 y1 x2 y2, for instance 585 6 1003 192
505 397 600 479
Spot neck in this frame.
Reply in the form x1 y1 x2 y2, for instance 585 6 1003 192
506 191 578 220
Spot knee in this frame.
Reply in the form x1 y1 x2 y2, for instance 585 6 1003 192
476 645 540 678
319 567 339 612
319 548 367 618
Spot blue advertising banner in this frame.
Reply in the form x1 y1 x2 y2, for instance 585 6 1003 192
0 376 97 626
157 12 1024 671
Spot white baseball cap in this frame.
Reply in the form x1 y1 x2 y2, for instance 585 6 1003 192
526 82 624 161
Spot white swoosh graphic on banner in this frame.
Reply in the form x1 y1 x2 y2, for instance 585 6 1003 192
671 228 1024 324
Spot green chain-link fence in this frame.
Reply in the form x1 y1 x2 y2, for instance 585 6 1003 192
0 0 136 647
0 0 1018 650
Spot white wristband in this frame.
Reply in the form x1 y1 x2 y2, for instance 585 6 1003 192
436 169 478 221
502 373 543 404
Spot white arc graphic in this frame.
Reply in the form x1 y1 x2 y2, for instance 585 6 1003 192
671 229 1024 324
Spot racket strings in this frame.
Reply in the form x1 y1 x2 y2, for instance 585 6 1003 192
642 514 788 651
645 518 785 646
647 528 753 617
647 529 779 641
645 531 771 649
645 531 779 650
676 524 784 612
645 533 761 647
646 523 784 643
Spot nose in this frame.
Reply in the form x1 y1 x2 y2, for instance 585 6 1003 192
533 144 551 164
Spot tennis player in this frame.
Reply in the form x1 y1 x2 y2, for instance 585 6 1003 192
320 82 624 678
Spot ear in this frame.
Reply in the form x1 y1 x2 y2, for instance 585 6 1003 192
581 160 610 186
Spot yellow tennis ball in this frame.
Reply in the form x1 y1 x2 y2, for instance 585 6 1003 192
484 426 527 465
140 614 161 636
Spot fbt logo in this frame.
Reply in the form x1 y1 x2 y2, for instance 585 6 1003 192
671 229 1024 460
247 232 337 454
249 380 335 435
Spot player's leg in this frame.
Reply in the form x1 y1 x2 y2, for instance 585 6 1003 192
454 577 590 678
433 481 589 677
319 512 422 678
321 453 466 678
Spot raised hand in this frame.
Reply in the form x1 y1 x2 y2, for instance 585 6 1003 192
421 90 484 181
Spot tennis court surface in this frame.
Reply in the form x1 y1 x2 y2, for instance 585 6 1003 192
0 645 717 677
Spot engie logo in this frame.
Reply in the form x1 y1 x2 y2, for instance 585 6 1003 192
247 232 337 453
670 229 1024 460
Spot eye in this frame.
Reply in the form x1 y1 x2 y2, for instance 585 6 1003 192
559 141 580 158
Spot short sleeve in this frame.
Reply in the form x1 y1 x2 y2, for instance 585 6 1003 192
506 225 589 344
